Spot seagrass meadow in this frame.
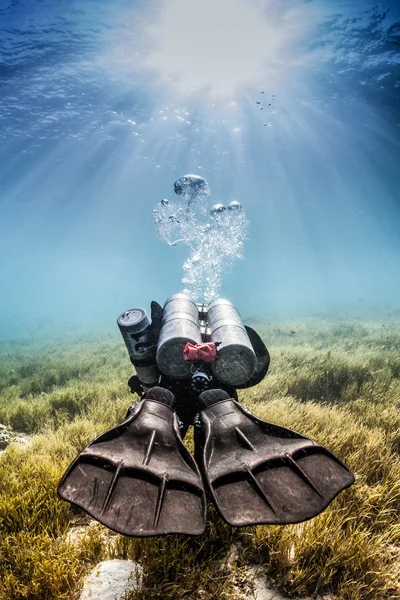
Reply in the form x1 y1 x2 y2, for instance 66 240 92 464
0 318 399 600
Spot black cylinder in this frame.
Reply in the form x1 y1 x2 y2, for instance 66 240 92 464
117 308 159 386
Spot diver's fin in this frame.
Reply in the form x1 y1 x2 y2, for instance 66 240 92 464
58 387 206 537
196 390 354 526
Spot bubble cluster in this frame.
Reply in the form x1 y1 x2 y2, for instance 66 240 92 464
255 91 275 127
153 175 248 303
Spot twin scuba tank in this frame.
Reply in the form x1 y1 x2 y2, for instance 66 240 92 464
117 293 268 391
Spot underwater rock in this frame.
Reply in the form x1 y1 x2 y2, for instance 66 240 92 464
79 560 143 600
0 426 33 453
231 562 338 600
0 423 12 450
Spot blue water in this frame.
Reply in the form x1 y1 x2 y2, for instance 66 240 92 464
0 0 399 337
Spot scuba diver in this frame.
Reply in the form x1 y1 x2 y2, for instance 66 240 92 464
58 293 354 537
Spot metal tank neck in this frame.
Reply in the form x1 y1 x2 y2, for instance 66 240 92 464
197 303 210 341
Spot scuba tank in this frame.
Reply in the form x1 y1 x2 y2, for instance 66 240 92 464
118 294 263 391
206 299 257 386
156 293 202 379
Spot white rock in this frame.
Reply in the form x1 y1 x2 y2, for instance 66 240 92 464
12 434 32 448
0 423 12 450
239 566 337 600
249 567 287 600
79 560 143 600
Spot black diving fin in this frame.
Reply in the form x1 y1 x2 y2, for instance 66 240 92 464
195 390 355 527
58 387 206 536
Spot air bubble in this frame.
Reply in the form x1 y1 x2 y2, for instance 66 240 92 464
210 204 226 215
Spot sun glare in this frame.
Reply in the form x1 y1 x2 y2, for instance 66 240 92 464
136 0 319 100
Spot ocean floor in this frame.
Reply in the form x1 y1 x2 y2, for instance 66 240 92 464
0 319 399 600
